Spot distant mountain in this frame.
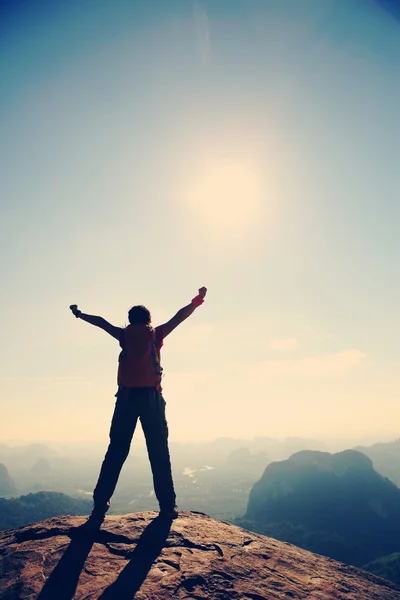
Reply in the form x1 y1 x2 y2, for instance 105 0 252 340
170 436 330 469
238 449 400 567
363 553 400 587
0 444 59 471
0 491 91 531
30 457 52 475
0 463 16 497
22 444 58 460
225 447 269 472
355 439 400 486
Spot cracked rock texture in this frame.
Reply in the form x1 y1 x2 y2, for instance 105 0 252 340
1 511 400 599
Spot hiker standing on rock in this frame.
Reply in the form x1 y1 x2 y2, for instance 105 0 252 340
69 287 207 524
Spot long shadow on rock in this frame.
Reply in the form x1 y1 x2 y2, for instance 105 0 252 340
98 516 172 600
35 523 138 600
36 530 96 600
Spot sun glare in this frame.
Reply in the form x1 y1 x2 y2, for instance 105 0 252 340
183 161 265 242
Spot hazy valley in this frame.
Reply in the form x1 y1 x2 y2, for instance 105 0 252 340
0 435 380 522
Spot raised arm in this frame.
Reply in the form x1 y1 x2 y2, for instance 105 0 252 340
160 287 207 338
69 305 122 341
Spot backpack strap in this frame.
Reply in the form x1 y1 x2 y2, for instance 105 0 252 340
150 329 163 391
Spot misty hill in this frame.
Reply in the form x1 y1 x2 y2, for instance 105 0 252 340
1 512 399 599
0 438 330 523
225 447 269 471
0 463 16 497
0 491 91 531
238 449 400 567
5 437 399 526
364 553 400 588
30 457 53 475
170 435 329 467
0 444 58 469
355 439 400 486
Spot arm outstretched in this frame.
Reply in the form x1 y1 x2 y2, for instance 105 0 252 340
69 305 122 340
160 287 207 337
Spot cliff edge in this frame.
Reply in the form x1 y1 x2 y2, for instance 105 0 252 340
1 511 399 599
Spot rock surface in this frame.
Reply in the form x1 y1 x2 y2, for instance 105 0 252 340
1 511 400 600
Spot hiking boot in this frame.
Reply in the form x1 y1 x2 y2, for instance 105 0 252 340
159 506 179 520
88 501 110 524
72 505 108 535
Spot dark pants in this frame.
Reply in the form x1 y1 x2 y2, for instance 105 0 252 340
93 387 176 512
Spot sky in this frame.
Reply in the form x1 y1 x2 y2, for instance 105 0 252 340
0 0 399 445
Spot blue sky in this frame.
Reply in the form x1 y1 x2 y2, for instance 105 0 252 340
1 0 399 443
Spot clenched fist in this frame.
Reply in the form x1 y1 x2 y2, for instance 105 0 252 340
69 304 81 318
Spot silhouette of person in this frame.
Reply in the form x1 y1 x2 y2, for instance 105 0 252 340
69 287 207 524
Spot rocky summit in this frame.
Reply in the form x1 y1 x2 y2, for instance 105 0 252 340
1 511 400 600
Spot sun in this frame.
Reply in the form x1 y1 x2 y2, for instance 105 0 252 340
183 160 265 242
